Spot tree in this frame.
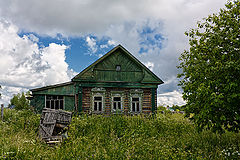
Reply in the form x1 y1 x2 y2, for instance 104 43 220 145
178 0 240 133
9 92 30 110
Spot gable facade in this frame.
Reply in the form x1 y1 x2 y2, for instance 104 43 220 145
30 45 163 114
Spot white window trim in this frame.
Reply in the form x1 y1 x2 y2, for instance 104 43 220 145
92 95 104 113
129 89 143 114
111 91 124 113
91 88 106 114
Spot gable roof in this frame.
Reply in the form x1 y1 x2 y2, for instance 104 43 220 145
72 45 163 84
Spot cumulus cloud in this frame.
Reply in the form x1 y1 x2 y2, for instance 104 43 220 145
0 0 227 106
157 90 186 107
108 40 116 46
0 86 28 106
144 62 154 71
0 20 76 105
86 36 97 53
0 0 226 36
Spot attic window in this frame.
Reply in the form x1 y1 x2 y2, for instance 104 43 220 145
116 65 121 71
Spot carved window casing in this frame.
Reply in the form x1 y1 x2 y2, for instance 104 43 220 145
91 88 106 113
45 95 64 110
111 91 124 113
129 89 143 113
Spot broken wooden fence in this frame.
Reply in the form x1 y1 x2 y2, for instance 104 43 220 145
39 108 72 144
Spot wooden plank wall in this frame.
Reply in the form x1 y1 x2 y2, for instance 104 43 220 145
142 89 152 114
82 87 91 113
81 87 153 114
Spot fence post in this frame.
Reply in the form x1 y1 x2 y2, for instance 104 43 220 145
1 104 3 121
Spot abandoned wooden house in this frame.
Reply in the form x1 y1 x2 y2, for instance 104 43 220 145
30 45 164 114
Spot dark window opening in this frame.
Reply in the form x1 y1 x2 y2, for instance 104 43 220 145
99 102 102 111
46 101 50 108
132 103 135 112
50 101 54 109
94 97 102 101
132 98 139 101
136 103 140 112
118 102 121 109
114 97 121 101
60 100 64 109
55 101 59 110
94 102 98 111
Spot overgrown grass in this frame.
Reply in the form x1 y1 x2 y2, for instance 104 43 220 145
0 109 239 159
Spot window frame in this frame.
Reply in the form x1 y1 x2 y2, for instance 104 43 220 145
111 91 124 113
93 96 103 113
131 97 140 112
91 87 106 114
45 95 64 110
129 89 143 114
115 65 121 72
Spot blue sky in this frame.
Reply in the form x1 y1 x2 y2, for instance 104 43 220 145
18 25 166 73
0 0 227 106
17 32 107 73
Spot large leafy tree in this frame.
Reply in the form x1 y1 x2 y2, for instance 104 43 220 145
178 0 240 133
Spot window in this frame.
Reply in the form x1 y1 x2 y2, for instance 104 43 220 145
91 87 106 113
93 96 103 112
46 95 64 110
132 97 140 112
113 97 121 111
130 89 143 113
111 91 124 112
116 65 121 71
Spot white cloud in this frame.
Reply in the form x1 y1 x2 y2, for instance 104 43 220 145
144 62 154 71
0 20 76 105
108 40 116 46
0 86 28 106
0 0 227 105
100 44 108 49
86 36 97 53
0 0 226 36
157 90 186 107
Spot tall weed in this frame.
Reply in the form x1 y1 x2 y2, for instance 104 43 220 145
0 109 239 159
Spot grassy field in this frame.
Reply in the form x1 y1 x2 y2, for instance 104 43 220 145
0 109 239 159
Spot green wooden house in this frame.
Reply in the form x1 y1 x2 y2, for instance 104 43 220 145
30 45 164 114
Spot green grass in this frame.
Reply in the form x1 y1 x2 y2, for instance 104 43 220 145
0 109 239 159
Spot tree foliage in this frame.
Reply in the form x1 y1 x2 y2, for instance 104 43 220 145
9 92 30 110
178 0 240 133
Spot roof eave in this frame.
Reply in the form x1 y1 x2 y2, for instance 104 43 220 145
30 81 73 92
